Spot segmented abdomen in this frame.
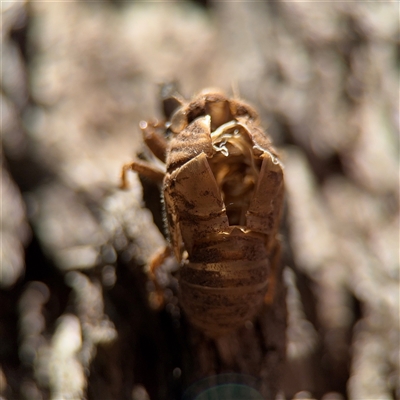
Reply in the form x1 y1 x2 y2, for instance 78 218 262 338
179 234 270 337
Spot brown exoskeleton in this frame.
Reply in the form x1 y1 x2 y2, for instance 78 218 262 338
121 86 284 337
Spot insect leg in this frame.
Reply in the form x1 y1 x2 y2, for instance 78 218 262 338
140 121 168 163
120 159 165 189
148 246 172 308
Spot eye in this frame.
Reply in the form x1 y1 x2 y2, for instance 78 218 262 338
170 109 188 134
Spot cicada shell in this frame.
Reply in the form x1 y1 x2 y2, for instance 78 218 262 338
122 88 284 337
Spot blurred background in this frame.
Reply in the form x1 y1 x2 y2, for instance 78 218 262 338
1 1 399 399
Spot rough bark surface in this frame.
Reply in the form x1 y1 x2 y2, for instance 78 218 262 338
1 1 398 400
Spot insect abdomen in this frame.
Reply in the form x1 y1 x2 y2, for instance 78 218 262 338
179 233 270 337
